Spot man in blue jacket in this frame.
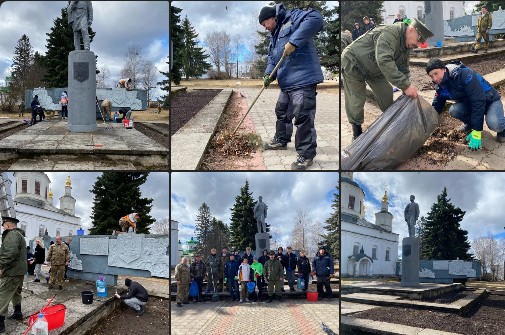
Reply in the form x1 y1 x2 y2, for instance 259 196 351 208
224 254 240 301
312 246 334 299
426 58 505 149
258 3 324 170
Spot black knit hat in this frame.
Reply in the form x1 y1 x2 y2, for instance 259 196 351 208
426 58 445 74
125 278 132 287
258 5 276 24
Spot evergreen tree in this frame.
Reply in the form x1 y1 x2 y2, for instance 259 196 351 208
194 203 212 255
229 181 261 251
322 185 339 259
341 1 384 33
158 57 170 108
43 7 95 87
181 16 211 80
89 173 154 235
169 4 184 85
420 187 473 260
11 34 34 100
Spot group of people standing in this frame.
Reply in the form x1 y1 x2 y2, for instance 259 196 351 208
174 245 335 307
29 91 69 125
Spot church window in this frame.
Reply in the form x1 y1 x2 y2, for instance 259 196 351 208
21 224 26 233
22 180 27 193
39 225 45 236
450 7 455 20
35 181 40 195
45 187 48 199
348 195 355 210
385 248 391 261
353 243 360 255
398 5 405 17
372 246 377 260
69 230 73 236
417 6 423 21
56 229 61 236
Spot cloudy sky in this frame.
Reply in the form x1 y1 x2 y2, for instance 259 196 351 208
171 172 338 252
0 1 168 99
3 172 169 233
350 172 505 253
172 1 338 63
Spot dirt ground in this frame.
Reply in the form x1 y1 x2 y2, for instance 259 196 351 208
86 297 168 335
350 290 505 335
170 89 221 134
200 91 265 170
134 122 169 149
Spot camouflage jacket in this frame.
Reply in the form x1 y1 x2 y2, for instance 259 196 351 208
264 258 284 281
175 263 190 284
190 260 206 278
0 228 27 277
46 243 70 266
477 13 492 32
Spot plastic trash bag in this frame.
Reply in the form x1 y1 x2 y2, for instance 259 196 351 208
189 281 198 297
341 95 439 170
297 277 305 290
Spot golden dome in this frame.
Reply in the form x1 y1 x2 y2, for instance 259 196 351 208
382 191 388 202
65 176 71 187
48 189 53 198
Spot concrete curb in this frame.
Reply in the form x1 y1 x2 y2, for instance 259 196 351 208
341 316 464 335
171 89 233 170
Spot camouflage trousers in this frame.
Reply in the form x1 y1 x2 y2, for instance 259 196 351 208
267 279 282 297
274 85 318 159
176 282 189 304
0 275 24 316
475 30 490 50
49 264 66 286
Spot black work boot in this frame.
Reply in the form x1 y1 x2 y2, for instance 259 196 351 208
497 130 505 143
263 137 287 150
0 315 5 333
352 124 362 140
8 304 22 320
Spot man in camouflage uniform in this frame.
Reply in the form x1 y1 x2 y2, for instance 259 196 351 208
0 217 27 333
263 250 284 303
205 248 220 293
190 254 206 302
474 5 492 53
175 257 190 307
46 235 70 290
219 247 229 292
341 18 434 140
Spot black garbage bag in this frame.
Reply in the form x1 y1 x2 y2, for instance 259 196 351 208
341 95 439 170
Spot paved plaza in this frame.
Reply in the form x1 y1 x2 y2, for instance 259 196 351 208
171 299 339 335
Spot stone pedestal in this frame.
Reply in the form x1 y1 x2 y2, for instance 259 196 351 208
425 1 444 47
401 237 420 287
255 232 270 258
68 50 97 132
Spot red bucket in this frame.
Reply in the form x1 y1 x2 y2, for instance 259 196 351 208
28 304 66 331
307 292 318 302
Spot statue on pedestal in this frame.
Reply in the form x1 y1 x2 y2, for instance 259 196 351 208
253 196 268 234
404 195 419 238
68 1 93 50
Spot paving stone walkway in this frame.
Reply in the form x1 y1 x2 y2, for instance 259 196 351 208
171 299 339 335
239 86 338 170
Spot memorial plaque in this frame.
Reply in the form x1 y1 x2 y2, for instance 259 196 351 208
74 62 89 82
80 237 109 255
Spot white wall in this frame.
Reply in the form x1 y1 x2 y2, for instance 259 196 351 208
382 1 465 24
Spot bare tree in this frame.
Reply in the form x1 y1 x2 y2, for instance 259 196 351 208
150 217 170 235
96 65 110 88
204 31 231 76
120 44 145 89
472 234 502 280
289 209 312 252
307 220 324 256
141 61 158 103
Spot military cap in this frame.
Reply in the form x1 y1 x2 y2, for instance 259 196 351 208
1 216 19 225
410 18 434 43
269 250 276 255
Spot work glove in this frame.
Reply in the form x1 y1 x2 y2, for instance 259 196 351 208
466 130 482 150
283 42 296 57
263 74 272 88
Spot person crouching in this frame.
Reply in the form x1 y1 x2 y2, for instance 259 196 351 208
115 278 148 316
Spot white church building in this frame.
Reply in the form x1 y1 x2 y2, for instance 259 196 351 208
381 1 466 24
12 172 81 244
341 173 399 277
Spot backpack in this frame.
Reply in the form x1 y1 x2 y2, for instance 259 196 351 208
189 281 198 297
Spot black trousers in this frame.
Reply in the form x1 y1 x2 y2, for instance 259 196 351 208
316 275 332 298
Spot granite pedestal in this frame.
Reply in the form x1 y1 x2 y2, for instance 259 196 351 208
255 232 270 258
401 237 420 287
68 50 97 132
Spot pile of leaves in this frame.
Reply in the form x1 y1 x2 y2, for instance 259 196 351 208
210 130 261 156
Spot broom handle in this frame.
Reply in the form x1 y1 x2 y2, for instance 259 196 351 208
232 55 286 135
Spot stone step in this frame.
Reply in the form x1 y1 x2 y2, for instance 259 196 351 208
341 316 464 335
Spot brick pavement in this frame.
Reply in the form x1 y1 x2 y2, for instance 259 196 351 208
239 86 338 170
171 299 339 335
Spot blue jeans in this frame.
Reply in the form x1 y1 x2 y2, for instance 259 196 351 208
449 100 505 133
286 268 296 289
227 278 238 300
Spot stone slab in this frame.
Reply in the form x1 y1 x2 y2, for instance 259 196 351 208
341 316 464 335
80 237 109 255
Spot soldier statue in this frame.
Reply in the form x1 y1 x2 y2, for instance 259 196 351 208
404 195 420 238
254 196 268 234
68 1 93 50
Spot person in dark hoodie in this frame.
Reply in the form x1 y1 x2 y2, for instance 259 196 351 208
0 217 27 333
115 278 148 316
30 95 42 125
259 3 324 170
312 246 334 299
224 254 240 301
297 250 311 291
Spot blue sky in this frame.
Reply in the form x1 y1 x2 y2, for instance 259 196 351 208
351 172 505 249
171 172 338 253
0 1 169 99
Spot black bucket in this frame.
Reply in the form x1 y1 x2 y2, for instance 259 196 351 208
81 291 94 304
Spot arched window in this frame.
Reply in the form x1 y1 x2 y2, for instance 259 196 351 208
385 248 391 261
450 7 455 20
35 181 40 195
353 243 360 255
372 245 378 260
417 6 423 20
56 229 61 237
39 225 45 237
398 6 405 17
348 195 355 210
22 180 27 193
69 230 73 236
